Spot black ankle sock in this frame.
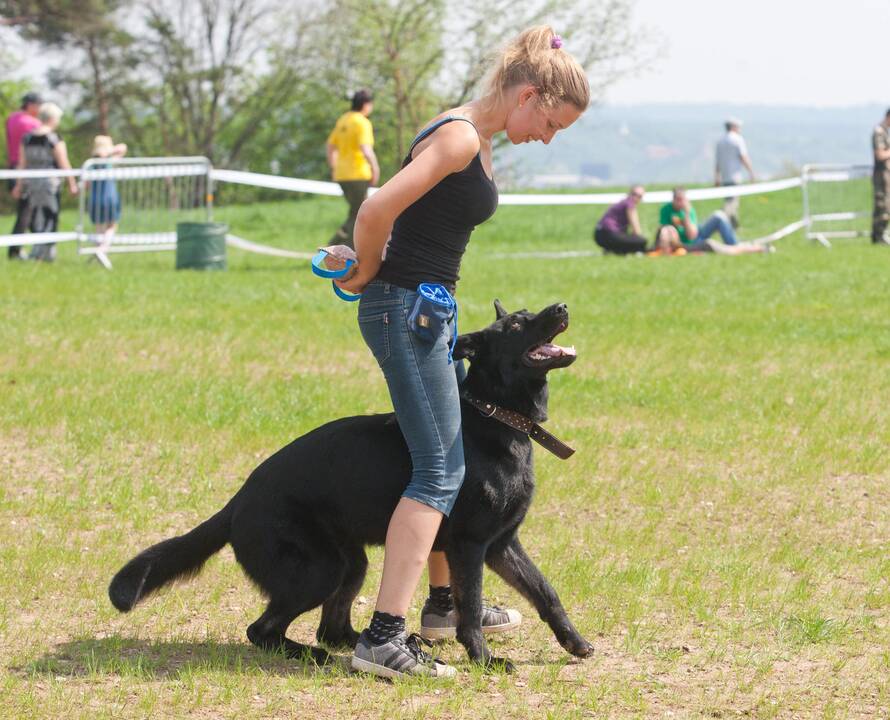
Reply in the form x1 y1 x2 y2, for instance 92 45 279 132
367 611 406 645
427 584 454 612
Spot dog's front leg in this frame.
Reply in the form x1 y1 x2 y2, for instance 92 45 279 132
486 535 593 658
448 541 514 671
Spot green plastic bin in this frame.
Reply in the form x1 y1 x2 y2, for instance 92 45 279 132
176 222 228 270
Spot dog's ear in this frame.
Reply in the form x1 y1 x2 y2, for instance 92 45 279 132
493 299 509 319
453 331 483 360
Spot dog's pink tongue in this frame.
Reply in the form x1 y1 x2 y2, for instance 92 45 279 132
537 343 576 357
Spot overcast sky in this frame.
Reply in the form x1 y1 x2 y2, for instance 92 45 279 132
605 0 889 107
3 1 888 109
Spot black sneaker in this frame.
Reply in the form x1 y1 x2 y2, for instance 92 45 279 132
351 630 457 679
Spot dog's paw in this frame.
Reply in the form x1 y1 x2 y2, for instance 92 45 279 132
304 645 335 666
482 655 515 673
564 636 594 658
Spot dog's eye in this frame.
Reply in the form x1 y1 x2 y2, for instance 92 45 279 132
510 322 522 331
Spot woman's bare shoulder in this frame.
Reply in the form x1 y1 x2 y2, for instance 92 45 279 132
411 114 480 164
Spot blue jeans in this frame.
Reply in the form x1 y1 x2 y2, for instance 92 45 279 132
357 280 465 517
694 211 738 247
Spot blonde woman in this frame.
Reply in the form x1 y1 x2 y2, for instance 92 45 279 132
11 102 77 262
333 26 590 678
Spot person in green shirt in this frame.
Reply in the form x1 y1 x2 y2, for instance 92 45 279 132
657 188 699 245
655 187 770 255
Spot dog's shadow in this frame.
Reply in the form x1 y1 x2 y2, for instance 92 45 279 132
17 636 351 680
18 636 559 680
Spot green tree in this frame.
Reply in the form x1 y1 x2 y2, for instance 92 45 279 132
120 0 325 166
314 0 655 174
0 0 135 135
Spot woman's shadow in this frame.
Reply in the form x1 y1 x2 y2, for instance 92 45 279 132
17 635 352 679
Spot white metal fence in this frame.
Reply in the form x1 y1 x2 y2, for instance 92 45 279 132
801 163 872 247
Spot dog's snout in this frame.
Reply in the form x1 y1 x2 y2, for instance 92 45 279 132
557 303 568 316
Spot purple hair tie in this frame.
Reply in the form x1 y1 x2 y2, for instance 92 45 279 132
551 34 563 50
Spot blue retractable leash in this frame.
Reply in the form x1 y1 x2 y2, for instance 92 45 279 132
311 250 361 302
311 253 457 363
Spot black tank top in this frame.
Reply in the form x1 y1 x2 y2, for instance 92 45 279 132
375 116 498 293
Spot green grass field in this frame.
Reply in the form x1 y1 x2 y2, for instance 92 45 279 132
1 187 889 719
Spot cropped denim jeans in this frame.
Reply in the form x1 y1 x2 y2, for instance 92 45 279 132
357 280 465 517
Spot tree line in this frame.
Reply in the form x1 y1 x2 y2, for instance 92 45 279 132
1 0 648 185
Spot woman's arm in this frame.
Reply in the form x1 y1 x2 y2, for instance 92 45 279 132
360 144 380 186
682 202 698 240
627 205 642 236
54 140 78 194
336 121 480 294
11 142 25 198
326 143 338 178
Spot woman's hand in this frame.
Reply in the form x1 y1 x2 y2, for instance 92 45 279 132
318 244 357 272
11 183 21 200
334 263 373 295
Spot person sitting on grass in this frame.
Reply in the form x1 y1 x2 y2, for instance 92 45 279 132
594 185 648 255
653 187 770 255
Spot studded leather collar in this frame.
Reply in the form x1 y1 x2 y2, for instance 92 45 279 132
460 392 575 460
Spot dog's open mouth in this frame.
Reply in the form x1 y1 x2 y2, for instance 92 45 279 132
523 320 576 367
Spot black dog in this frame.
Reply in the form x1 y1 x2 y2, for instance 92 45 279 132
109 300 593 669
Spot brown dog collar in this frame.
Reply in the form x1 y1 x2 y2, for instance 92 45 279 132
461 393 575 460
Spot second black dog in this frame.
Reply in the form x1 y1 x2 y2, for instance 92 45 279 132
109 300 593 669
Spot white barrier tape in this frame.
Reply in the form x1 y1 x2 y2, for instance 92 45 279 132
0 168 80 179
1 166 801 205
0 231 78 247
751 219 807 245
0 165 207 181
210 168 801 205
225 234 314 259
501 177 802 205
82 165 208 181
81 232 178 245
211 169 343 197
806 171 871 182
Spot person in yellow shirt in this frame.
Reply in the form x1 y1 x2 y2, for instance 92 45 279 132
326 89 380 248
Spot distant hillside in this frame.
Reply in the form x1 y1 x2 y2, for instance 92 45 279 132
501 103 884 187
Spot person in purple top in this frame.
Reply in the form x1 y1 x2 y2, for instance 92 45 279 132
594 185 648 255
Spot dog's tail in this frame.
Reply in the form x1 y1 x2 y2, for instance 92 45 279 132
108 501 234 612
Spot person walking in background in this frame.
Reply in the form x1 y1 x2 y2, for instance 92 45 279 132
715 117 754 229
594 185 648 255
871 108 890 246
87 135 128 247
326 89 380 249
11 102 78 263
4 91 42 260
